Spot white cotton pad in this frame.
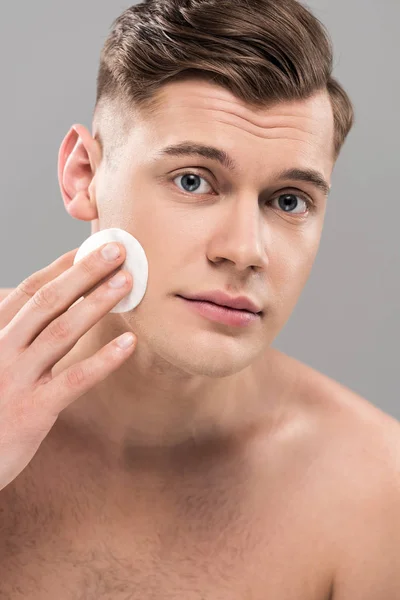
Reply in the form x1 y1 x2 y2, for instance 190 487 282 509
73 228 149 313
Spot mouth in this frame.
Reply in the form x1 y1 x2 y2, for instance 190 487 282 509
177 291 263 315
181 297 258 314
177 296 262 327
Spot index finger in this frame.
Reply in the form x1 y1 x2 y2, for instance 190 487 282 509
0 248 80 330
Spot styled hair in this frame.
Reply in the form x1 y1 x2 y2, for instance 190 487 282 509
94 0 354 164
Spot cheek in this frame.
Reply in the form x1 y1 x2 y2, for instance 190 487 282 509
142 205 201 254
272 234 320 299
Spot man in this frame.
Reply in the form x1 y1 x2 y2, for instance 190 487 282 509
0 0 399 598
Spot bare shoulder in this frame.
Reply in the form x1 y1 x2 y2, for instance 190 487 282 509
281 349 400 446
290 351 400 480
266 349 400 488
286 353 400 599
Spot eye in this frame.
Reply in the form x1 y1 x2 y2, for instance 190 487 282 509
171 171 314 215
172 172 213 195
269 192 313 215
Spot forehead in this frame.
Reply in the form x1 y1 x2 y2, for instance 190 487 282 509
132 78 335 176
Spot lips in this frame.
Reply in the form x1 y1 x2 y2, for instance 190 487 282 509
185 298 250 313
179 296 261 327
179 291 262 314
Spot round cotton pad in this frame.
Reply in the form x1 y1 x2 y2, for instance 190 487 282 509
73 228 149 313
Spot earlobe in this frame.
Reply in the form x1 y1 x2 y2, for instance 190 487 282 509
57 124 101 222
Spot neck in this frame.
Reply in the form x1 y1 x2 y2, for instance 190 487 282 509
51 315 293 465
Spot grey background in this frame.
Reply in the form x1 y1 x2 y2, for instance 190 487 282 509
0 1 398 419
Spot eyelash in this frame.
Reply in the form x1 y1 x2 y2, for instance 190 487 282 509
170 169 315 214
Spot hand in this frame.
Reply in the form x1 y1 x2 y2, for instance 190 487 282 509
0 242 135 491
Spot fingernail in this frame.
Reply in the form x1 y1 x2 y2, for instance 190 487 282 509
108 271 127 288
117 333 135 349
101 243 121 261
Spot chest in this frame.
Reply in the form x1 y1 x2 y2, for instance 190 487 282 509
0 419 337 599
0 477 333 600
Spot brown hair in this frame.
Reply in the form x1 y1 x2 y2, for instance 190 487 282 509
94 0 354 165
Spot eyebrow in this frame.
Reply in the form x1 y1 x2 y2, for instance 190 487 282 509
156 141 331 197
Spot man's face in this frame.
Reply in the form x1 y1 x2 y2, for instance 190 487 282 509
92 78 334 378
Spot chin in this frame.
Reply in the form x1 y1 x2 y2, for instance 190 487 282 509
160 335 263 379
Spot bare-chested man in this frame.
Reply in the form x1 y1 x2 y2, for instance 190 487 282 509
0 0 399 598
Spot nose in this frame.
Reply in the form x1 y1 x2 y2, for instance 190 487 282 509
207 196 269 271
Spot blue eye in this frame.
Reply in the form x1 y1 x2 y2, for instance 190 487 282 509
173 172 212 195
272 193 311 214
171 171 313 214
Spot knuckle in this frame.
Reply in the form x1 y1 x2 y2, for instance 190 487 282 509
80 254 98 277
66 364 87 388
18 274 41 299
45 318 71 343
32 283 59 312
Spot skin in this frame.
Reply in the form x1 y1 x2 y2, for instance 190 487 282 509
1 78 400 598
52 78 334 461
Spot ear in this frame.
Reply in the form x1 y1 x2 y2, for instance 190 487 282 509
58 124 102 222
